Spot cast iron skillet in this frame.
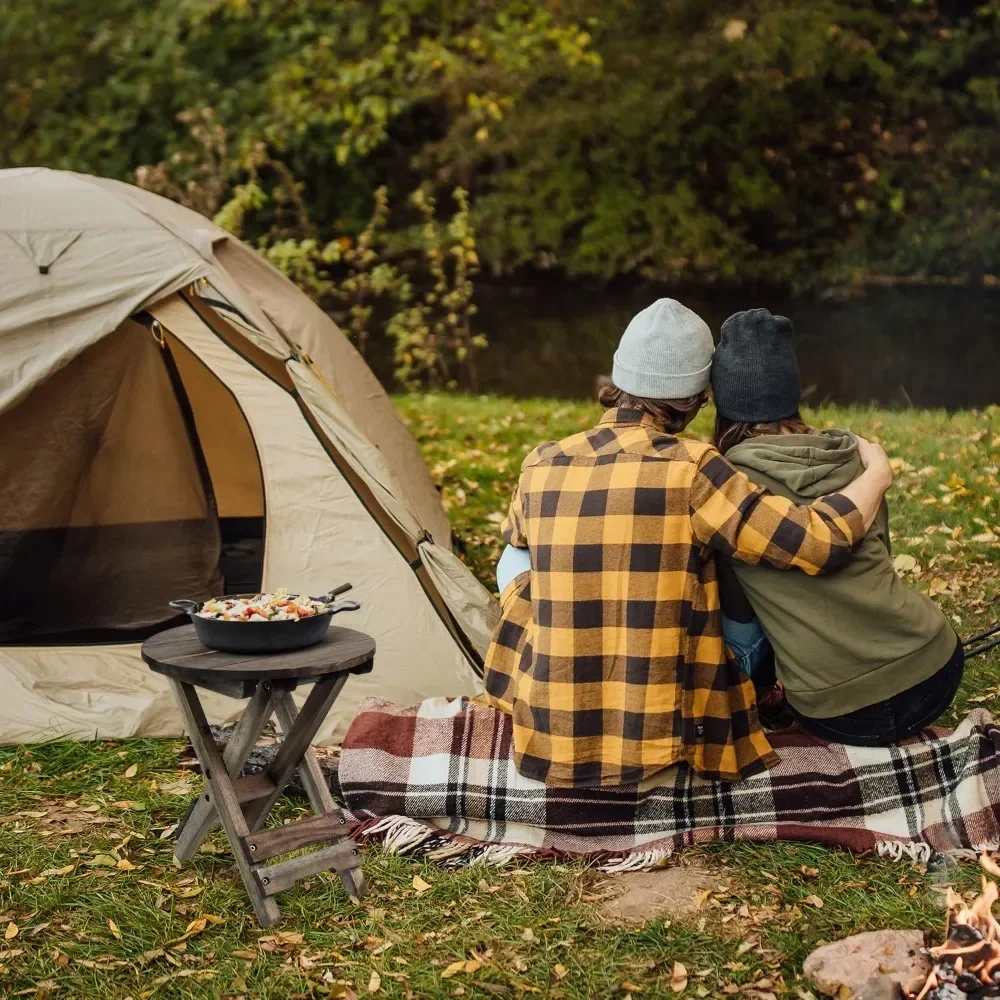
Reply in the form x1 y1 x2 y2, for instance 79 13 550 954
169 583 360 654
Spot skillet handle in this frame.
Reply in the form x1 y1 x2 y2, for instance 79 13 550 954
169 599 201 614
328 600 361 615
314 582 353 603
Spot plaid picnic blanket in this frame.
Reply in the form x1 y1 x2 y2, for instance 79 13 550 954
339 697 1000 869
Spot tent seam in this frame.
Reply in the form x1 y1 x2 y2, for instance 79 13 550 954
173 295 483 675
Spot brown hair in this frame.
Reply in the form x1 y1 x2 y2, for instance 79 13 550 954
713 412 811 455
598 383 708 434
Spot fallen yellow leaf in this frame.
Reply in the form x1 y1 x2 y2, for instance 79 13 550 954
803 894 824 908
117 858 138 871
5 922 18 940
412 874 432 893
368 970 381 993
520 927 536 942
553 963 568 979
441 959 467 979
40 865 75 877
109 918 122 940
621 983 644 993
123 764 138 779
85 854 118 868
670 961 688 993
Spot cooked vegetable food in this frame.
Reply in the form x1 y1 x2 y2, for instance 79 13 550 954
197 590 326 622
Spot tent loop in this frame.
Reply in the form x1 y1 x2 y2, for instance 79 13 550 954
150 319 165 349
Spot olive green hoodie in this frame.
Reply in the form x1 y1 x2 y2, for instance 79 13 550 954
717 429 956 718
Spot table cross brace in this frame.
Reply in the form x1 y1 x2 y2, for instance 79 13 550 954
169 676 365 926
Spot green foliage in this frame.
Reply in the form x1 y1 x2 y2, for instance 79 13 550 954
6 1 1000 286
136 110 486 388
387 186 484 390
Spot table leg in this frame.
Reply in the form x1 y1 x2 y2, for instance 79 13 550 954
274 692 339 815
169 679 282 927
274 685 368 899
243 673 349 833
174 680 282 863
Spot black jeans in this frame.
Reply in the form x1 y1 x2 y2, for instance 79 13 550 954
791 638 965 747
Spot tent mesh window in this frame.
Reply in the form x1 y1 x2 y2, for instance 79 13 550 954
163 329 266 596
0 320 229 643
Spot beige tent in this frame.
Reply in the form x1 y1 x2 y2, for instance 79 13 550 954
0 167 497 744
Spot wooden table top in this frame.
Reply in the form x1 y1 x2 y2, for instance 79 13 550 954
141 624 376 685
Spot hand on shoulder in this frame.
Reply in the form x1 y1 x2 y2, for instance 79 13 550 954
854 435 893 491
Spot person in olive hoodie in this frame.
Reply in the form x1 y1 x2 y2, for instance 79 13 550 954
711 308 963 746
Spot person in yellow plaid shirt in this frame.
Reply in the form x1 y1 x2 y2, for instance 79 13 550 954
484 299 894 787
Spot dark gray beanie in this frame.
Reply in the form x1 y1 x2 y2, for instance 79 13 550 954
711 308 801 422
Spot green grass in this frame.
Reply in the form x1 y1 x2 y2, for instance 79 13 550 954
3 395 999 998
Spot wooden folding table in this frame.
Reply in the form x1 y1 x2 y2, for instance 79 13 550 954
142 624 374 926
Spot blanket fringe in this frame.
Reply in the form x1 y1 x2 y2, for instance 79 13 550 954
876 840 934 863
357 822 1000 873
875 840 1000 865
596 847 674 873
361 815 437 855
355 814 678 871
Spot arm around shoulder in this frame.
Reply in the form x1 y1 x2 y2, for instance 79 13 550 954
688 446 868 575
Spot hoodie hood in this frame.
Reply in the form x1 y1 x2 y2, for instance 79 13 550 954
725 428 861 498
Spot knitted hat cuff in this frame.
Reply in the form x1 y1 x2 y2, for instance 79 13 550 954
612 353 712 399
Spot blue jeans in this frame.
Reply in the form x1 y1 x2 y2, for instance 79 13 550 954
723 615 772 678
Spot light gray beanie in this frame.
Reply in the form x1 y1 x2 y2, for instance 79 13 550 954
612 298 715 399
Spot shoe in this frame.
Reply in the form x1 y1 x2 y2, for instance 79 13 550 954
756 681 795 731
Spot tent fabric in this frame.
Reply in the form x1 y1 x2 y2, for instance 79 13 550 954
0 169 208 414
76 174 450 546
0 319 220 642
0 167 496 746
166 330 265 520
418 541 500 658
148 296 481 740
291 360 497 657
289 361 427 544
210 240 453 548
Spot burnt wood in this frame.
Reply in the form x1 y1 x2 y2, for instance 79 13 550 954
243 811 347 862
142 624 375 685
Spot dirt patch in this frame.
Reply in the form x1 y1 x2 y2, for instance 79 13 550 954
594 858 717 924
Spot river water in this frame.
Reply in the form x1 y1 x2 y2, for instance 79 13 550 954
450 283 999 409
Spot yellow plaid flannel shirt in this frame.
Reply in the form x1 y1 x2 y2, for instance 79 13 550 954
483 408 865 787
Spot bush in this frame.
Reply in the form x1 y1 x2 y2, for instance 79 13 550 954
7 0 1000 288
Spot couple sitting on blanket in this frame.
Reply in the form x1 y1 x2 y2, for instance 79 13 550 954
483 300 963 788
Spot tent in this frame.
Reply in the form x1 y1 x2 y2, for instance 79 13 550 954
0 167 497 744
